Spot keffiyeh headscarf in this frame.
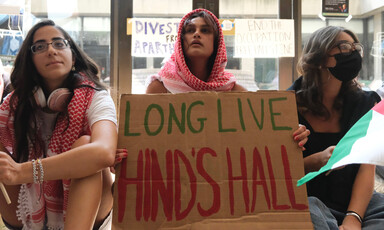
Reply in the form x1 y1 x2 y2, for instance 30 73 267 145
0 76 95 229
148 8 236 93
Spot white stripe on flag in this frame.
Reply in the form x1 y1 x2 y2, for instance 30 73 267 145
332 110 384 168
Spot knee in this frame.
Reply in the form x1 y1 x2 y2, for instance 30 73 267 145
72 135 91 149
308 196 328 213
308 196 322 206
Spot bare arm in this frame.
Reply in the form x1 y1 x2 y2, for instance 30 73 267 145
146 80 169 94
303 146 335 174
0 120 117 185
340 164 374 229
231 83 247 92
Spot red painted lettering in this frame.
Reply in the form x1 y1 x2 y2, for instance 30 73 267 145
281 145 308 210
150 149 174 221
117 145 304 223
251 147 271 212
265 146 290 210
144 149 151 221
226 147 250 215
117 150 143 222
196 147 220 217
174 149 197 220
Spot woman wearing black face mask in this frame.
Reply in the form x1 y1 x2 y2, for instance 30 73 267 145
289 26 384 229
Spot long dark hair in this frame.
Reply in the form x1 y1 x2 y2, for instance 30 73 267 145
296 26 361 118
10 19 106 163
181 10 220 76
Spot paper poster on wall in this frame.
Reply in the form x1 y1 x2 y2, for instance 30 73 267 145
131 18 180 57
234 19 294 58
113 91 312 230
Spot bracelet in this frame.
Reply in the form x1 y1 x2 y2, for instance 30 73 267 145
32 159 39 184
346 210 362 223
36 159 44 184
32 159 44 184
36 159 44 201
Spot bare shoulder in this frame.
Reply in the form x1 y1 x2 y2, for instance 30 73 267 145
231 83 247 92
146 80 169 94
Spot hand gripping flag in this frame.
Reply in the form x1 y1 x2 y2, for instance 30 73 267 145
297 100 384 186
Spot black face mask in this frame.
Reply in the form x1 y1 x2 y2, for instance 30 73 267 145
328 50 362 82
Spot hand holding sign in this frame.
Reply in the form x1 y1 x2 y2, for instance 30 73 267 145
113 91 312 229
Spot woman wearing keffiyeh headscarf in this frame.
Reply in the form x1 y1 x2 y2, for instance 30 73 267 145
146 8 246 93
141 9 309 149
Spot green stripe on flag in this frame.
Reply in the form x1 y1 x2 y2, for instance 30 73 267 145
297 110 373 186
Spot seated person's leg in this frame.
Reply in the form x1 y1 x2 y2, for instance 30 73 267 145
0 185 23 229
93 168 113 229
375 166 384 193
362 192 384 230
376 166 384 179
308 196 339 230
64 135 113 230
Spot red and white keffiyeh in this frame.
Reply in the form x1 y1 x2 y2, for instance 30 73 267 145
0 77 95 229
149 8 236 93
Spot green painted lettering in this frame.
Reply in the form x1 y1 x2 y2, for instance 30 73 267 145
144 104 164 136
269 98 292 131
247 98 264 130
168 103 186 134
238 98 245 131
124 101 141 136
187 101 206 133
217 99 236 133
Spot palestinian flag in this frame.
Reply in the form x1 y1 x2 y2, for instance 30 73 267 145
297 100 384 186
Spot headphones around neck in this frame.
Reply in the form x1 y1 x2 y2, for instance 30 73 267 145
33 87 72 112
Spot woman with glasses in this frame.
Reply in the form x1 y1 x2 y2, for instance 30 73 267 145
0 19 117 229
289 26 384 229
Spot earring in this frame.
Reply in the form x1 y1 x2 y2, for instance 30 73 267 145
71 66 76 71
326 69 331 80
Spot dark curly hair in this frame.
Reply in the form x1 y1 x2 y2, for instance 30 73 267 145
296 26 361 118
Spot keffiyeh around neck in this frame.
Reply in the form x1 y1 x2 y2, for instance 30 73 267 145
0 76 95 229
151 8 236 93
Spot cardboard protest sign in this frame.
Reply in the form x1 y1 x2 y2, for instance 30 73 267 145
113 91 312 230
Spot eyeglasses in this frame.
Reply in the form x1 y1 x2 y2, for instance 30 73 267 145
330 41 363 57
31 39 69 54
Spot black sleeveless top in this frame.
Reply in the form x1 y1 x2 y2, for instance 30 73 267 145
289 77 380 212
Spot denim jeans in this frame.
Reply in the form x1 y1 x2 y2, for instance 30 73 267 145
308 192 384 230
